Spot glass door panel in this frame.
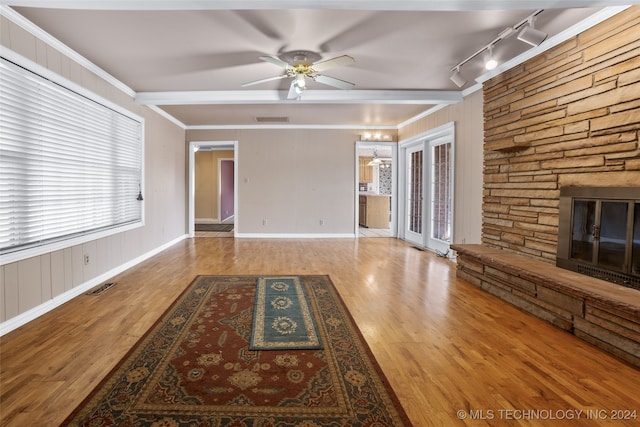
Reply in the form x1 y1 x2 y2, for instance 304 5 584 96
405 145 423 245
571 200 596 262
430 142 451 243
598 201 628 271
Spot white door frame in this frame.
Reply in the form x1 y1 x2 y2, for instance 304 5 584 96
188 141 238 237
354 140 398 237
398 122 455 252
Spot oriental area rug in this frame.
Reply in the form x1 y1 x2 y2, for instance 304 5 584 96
250 276 323 351
62 275 413 427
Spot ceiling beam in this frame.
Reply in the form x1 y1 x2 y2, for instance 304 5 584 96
1 0 633 11
135 90 463 105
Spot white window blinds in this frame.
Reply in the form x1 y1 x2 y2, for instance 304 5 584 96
0 57 143 259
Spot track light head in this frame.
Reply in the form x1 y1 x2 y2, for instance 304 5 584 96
485 46 497 70
450 68 467 88
517 24 548 46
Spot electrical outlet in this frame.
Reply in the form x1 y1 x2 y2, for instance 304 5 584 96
262 219 268 226
319 219 324 226
84 254 90 265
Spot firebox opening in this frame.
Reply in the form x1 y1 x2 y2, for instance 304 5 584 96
557 186 640 291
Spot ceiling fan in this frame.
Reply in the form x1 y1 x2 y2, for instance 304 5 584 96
241 50 355 99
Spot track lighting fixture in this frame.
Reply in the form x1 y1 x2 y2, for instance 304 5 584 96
485 46 498 70
449 9 545 87
517 17 548 46
450 67 467 88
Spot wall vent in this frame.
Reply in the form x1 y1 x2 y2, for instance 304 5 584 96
255 116 289 123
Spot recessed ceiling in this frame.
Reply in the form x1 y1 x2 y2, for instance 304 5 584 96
3 1 625 128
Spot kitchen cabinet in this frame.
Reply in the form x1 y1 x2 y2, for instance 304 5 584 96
359 157 373 183
359 194 390 228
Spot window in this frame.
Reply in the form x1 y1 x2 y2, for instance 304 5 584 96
0 57 143 263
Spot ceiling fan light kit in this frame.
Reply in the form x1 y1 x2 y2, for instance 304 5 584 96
242 50 355 100
449 9 547 87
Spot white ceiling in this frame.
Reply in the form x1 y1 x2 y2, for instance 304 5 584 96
3 1 636 128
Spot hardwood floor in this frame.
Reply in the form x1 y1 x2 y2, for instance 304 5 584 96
1 237 639 426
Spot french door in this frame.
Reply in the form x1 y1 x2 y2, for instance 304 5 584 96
426 138 453 254
401 127 454 254
405 145 424 246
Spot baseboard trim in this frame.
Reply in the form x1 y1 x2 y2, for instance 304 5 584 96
235 233 356 239
0 234 188 337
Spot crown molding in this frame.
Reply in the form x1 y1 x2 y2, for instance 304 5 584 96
186 123 398 130
148 105 187 129
0 5 136 98
1 0 636 11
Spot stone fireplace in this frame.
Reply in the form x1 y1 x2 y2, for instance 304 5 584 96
556 187 640 290
480 7 640 268
453 7 640 368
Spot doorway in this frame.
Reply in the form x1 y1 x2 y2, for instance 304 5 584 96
355 141 397 238
188 141 238 237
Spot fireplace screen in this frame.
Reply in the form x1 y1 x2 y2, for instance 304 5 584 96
557 187 640 290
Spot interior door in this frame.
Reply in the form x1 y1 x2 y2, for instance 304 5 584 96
219 159 234 222
405 144 424 245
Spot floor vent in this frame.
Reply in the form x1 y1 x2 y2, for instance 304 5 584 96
412 246 425 251
87 282 116 296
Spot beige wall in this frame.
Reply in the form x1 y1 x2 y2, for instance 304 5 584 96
195 150 234 222
482 6 640 262
0 15 186 327
187 129 360 235
399 90 485 245
187 95 484 240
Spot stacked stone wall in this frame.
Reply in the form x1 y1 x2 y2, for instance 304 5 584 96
482 7 640 262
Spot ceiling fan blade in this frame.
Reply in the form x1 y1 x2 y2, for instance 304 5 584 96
232 11 289 42
311 55 355 72
241 74 288 87
314 74 355 90
287 80 299 99
259 55 292 69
